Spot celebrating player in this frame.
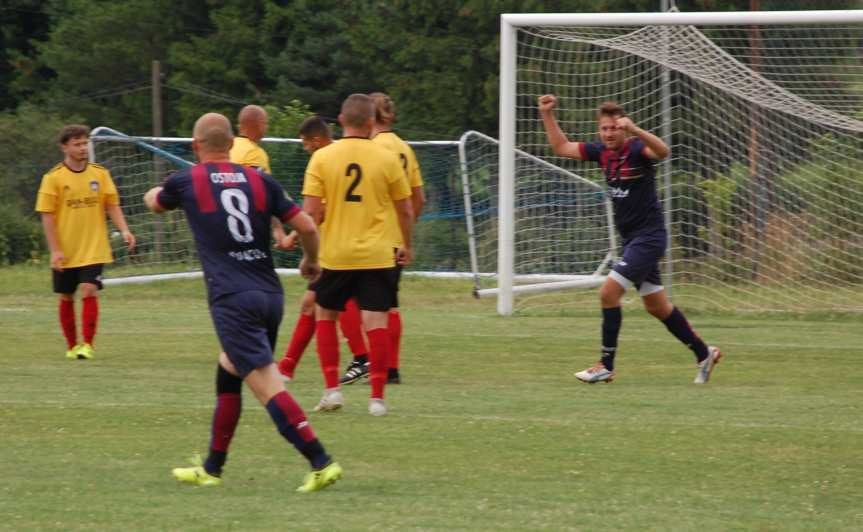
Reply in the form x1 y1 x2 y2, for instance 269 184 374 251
304 94 414 416
144 112 341 492
538 95 721 384
277 116 370 382
35 124 136 360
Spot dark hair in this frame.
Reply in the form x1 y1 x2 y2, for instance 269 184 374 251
59 124 90 144
298 116 331 139
597 101 625 119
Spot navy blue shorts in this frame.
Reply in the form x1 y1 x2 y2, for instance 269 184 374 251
209 290 284 377
610 229 666 295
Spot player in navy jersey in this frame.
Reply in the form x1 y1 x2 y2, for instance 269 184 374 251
143 112 341 492
539 95 721 384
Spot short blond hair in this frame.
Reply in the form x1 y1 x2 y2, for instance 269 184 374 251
193 113 234 151
340 94 375 128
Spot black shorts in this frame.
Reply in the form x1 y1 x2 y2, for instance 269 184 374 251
53 264 104 294
210 290 284 378
315 268 399 312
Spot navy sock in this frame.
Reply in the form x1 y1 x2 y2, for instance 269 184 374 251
661 307 709 361
265 391 331 469
601 307 622 371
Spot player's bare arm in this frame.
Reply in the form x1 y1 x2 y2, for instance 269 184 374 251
144 186 166 213
410 186 425 222
39 212 64 271
271 216 291 249
616 116 670 160
538 94 585 160
288 209 320 281
302 195 324 226
394 197 414 266
105 204 136 252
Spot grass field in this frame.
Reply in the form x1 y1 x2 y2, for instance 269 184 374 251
2 266 862 531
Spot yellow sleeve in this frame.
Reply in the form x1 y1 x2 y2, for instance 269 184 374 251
301 155 324 198
408 148 424 188
35 173 57 213
388 157 411 201
104 172 120 206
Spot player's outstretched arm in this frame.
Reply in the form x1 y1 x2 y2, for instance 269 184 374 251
144 186 166 213
538 94 585 160
394 197 414 266
105 204 136 252
616 116 670 160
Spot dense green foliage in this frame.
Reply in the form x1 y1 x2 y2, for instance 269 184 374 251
1 0 859 264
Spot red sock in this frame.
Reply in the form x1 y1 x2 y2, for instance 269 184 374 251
315 320 340 389
281 313 316 377
59 299 77 349
387 310 402 370
339 299 368 357
366 328 391 400
210 392 242 452
81 296 99 345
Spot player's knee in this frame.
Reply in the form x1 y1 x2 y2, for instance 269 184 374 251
645 300 672 319
299 291 316 316
599 285 620 307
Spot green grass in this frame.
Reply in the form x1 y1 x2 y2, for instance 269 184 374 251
1 266 862 531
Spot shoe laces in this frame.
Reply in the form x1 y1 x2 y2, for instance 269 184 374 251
587 362 607 374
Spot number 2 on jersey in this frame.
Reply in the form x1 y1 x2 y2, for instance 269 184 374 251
345 163 362 202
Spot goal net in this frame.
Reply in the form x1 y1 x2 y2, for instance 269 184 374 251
498 10 863 314
459 131 615 299
89 128 466 280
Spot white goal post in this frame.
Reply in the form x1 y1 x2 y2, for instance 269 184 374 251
498 9 863 315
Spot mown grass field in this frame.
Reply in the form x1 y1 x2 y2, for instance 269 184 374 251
1 266 861 531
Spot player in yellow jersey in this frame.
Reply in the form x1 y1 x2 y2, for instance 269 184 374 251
229 105 271 173
342 92 425 385
302 94 414 416
276 116 371 383
35 124 136 360
228 104 292 248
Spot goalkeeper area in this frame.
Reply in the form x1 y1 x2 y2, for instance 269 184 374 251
2 268 862 529
498 10 863 314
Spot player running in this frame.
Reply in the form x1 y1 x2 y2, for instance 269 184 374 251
144 112 341 492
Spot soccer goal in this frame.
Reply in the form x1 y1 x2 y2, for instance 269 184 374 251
89 128 468 281
496 9 863 315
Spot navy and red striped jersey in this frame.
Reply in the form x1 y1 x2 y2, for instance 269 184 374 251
580 138 665 240
157 162 300 302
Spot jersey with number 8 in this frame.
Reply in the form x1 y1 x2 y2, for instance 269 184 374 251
157 162 301 302
302 137 410 270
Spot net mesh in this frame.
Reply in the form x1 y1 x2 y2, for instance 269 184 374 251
509 22 863 313
459 131 615 295
91 134 466 276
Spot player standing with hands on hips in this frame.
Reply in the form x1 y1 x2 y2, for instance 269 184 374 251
538 94 721 384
